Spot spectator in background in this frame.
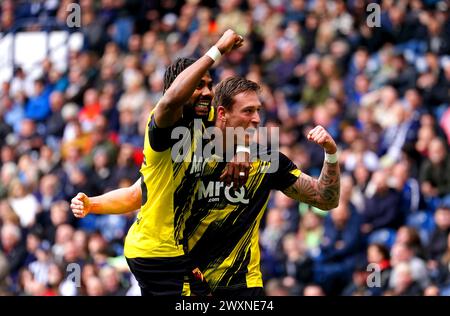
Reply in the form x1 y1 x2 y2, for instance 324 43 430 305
440 105 450 146
90 148 113 194
83 115 118 170
44 200 72 244
98 265 128 296
361 170 403 236
343 135 380 173
16 121 42 158
367 243 392 295
0 251 9 294
25 78 51 124
300 70 329 108
390 161 421 217
0 223 26 280
109 143 140 188
423 284 440 296
423 12 450 55
342 260 376 296
435 233 450 293
260 207 291 280
34 174 62 214
28 240 52 286
2 95 24 135
118 109 142 148
297 209 324 254
389 242 429 291
47 262 77 296
7 180 40 229
117 71 148 119
303 284 325 296
99 91 120 133
10 67 33 97
46 91 66 145
36 145 61 176
313 202 363 295
389 262 423 296
52 223 74 265
85 276 106 296
79 89 102 134
419 138 450 205
415 122 437 158
386 53 416 96
428 205 450 262
278 233 313 295
0 162 17 200
23 227 42 267
394 226 425 259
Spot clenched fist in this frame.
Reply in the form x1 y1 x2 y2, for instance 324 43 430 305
215 29 244 55
307 125 337 154
70 192 91 218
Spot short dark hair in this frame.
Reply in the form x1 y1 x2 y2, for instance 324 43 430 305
212 77 260 111
163 57 196 93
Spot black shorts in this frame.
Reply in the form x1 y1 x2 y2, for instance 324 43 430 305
126 256 189 296
213 287 265 297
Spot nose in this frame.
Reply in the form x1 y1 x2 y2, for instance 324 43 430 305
201 85 212 98
251 110 260 126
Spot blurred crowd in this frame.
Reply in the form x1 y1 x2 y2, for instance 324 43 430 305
0 0 449 296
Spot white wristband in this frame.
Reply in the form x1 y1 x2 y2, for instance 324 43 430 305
325 151 338 164
205 46 222 63
236 145 250 154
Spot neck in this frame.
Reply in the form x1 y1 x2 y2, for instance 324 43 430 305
215 120 228 151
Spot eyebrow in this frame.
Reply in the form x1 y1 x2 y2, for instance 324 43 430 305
242 104 262 110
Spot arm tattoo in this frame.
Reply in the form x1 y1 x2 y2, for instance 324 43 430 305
283 162 340 210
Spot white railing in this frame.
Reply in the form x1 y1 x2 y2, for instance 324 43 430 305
0 30 84 83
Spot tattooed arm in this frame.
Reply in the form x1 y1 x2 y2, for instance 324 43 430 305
283 162 340 210
282 125 340 210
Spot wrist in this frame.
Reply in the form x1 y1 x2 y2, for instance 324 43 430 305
324 150 338 164
205 46 222 64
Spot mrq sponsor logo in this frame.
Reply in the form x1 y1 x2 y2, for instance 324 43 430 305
171 119 280 174
198 181 249 204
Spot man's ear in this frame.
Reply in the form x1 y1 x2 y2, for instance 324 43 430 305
217 105 227 122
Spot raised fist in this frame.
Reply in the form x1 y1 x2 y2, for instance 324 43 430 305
215 29 244 55
70 192 91 218
307 125 337 154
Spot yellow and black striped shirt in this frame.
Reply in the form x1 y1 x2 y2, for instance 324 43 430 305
184 149 301 291
124 111 205 258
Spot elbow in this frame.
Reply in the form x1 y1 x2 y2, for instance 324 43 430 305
319 199 339 211
129 185 142 210
318 185 340 210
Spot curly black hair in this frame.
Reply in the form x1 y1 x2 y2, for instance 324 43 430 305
163 57 196 93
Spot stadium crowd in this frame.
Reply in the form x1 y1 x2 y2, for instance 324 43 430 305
0 0 449 296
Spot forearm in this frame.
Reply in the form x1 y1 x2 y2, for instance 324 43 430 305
89 186 141 215
283 161 340 210
308 161 340 209
164 56 214 108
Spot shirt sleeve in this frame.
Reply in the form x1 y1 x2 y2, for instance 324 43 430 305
148 113 176 152
270 152 301 191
